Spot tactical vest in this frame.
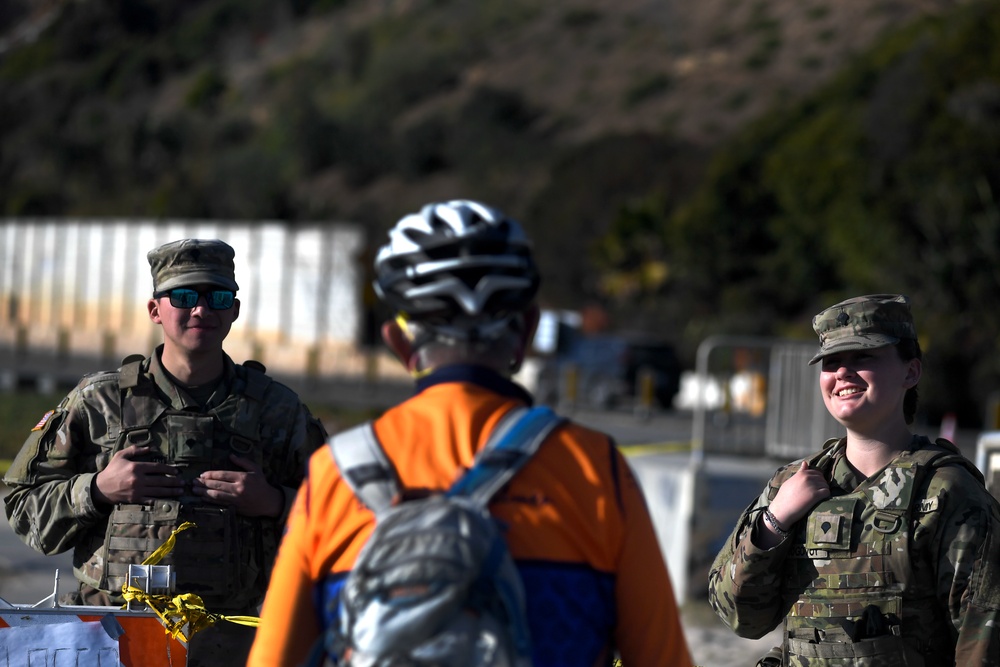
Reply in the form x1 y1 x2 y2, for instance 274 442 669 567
75 356 272 612
771 437 981 667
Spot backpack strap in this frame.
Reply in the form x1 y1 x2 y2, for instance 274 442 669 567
328 421 402 513
447 405 565 505
330 406 565 513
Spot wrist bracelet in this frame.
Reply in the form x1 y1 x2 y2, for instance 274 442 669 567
763 508 791 538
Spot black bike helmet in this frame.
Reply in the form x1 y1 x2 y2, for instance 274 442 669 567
373 200 540 342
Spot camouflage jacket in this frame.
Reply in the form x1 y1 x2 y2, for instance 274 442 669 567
708 436 1000 666
3 347 327 611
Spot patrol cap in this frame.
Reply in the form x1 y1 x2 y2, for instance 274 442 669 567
808 294 916 365
148 239 240 293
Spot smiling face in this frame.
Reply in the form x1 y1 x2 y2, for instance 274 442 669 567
819 346 921 432
148 283 240 358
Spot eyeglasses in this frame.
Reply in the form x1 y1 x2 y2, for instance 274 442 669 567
155 288 236 310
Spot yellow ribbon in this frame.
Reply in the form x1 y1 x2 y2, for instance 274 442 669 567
141 521 196 566
120 521 261 642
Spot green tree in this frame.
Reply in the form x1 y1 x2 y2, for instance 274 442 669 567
633 0 1000 424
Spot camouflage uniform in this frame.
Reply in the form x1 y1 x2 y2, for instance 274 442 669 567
3 238 328 666
3 346 326 663
708 436 1000 666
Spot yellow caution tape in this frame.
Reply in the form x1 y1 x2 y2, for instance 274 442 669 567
617 441 693 456
141 521 196 566
121 521 261 642
121 588 217 642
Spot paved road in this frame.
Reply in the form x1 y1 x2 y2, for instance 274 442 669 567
0 507 778 666
0 406 694 605
0 486 73 605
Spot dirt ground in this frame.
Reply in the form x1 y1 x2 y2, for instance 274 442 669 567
682 598 783 667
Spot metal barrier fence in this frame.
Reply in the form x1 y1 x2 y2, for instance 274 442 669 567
766 341 844 459
977 432 1000 500
691 335 843 462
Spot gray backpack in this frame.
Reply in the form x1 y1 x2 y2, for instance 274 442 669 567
321 405 564 667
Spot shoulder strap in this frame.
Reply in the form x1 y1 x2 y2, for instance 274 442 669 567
447 405 565 505
115 355 166 452
118 355 146 390
328 421 402 513
770 438 842 493
240 361 272 401
329 406 565 513
904 436 986 485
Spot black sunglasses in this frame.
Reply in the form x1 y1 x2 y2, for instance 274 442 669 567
155 288 236 310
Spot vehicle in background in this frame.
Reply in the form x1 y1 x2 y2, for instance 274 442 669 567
525 327 682 411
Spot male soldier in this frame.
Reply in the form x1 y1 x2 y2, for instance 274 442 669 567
4 238 327 666
248 200 694 666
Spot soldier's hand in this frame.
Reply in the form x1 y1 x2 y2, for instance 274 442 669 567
192 454 284 518
768 461 831 528
93 444 184 505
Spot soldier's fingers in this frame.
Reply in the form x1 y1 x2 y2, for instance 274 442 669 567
192 476 236 493
137 461 179 476
147 473 183 488
198 470 241 483
119 444 156 459
228 454 262 473
191 482 235 503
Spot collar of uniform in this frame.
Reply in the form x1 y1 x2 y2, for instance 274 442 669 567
830 451 864 493
414 364 534 405
149 345 237 410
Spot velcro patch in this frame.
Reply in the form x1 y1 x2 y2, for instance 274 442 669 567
31 410 55 431
917 496 940 513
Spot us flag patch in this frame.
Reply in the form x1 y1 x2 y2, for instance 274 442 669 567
32 410 55 431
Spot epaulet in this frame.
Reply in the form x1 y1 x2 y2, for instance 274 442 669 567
770 438 842 489
908 436 962 461
240 359 271 401
77 368 121 388
75 357 144 388
243 359 266 374
119 354 147 390
909 436 986 485
931 437 962 456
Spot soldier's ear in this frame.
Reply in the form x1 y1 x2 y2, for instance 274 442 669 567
148 297 162 323
903 357 921 389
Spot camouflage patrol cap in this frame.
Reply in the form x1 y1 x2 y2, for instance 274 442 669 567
808 294 916 365
147 239 239 292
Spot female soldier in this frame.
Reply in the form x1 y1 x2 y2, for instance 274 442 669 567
708 294 1000 666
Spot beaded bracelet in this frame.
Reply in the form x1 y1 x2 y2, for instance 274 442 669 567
762 508 791 538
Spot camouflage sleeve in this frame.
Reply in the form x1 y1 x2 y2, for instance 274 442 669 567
707 480 796 640
252 390 327 594
2 384 110 555
921 466 1000 665
277 402 327 525
258 388 328 524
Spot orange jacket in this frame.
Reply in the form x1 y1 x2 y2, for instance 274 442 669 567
249 366 692 667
